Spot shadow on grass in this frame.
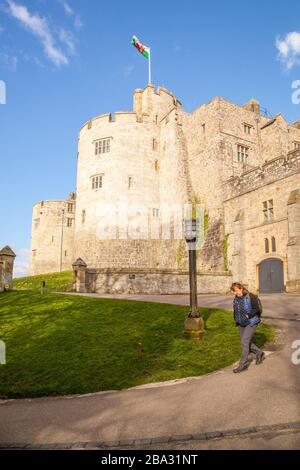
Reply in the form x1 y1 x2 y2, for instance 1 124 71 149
0 291 275 399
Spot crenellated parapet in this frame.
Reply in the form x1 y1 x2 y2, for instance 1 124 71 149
78 84 182 136
223 149 300 201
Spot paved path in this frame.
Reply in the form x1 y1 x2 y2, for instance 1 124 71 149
1 293 300 449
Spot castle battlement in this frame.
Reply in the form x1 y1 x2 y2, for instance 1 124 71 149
79 85 181 135
223 149 300 201
30 85 300 295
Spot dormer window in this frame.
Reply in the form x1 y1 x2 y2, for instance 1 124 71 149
294 141 300 149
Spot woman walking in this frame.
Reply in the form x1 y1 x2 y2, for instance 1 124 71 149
230 282 265 373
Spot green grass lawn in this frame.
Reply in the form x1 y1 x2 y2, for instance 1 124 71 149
0 290 275 399
13 271 73 292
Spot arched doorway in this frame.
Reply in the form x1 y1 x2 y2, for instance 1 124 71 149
258 258 284 293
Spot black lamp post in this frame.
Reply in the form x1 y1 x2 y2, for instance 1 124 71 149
183 218 205 339
59 209 65 273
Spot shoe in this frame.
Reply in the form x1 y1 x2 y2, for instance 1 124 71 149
256 351 265 365
233 362 250 373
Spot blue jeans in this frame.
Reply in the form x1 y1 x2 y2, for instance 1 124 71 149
239 324 261 367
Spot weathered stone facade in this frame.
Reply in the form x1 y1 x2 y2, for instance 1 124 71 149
30 85 300 294
0 246 16 291
223 151 300 293
30 194 76 275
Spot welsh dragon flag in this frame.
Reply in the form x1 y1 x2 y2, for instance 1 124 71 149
131 35 150 59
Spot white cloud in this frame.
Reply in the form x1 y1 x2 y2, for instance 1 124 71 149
0 52 17 71
62 1 73 16
60 0 83 30
59 28 75 55
276 31 300 70
74 14 83 30
14 247 29 278
6 0 68 66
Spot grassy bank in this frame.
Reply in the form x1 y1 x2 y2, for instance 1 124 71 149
14 271 73 292
0 290 275 398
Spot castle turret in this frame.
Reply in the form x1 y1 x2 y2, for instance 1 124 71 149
74 84 185 270
0 246 16 290
30 193 76 275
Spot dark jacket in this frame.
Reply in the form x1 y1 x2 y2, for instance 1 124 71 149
233 292 260 327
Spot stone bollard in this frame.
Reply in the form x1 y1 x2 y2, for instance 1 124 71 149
72 258 87 293
183 316 205 340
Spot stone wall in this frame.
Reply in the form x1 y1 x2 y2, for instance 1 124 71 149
30 195 76 275
74 85 187 271
223 150 300 201
30 84 300 293
0 246 16 291
223 151 300 292
74 267 232 295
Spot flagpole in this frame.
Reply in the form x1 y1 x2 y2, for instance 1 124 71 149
148 48 151 84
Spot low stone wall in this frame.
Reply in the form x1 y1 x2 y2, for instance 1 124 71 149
286 280 300 293
83 268 232 295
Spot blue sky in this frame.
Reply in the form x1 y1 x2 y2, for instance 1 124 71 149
1 0 300 276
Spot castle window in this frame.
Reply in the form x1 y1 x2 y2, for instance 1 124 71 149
67 218 73 227
237 145 249 163
152 208 159 217
155 114 158 125
155 160 159 172
264 238 269 253
51 236 54 243
91 175 103 189
152 138 157 151
64 250 67 257
67 203 73 213
128 176 133 189
81 210 86 224
294 141 300 149
244 124 252 135
263 199 274 222
202 123 206 133
272 236 276 252
95 138 110 155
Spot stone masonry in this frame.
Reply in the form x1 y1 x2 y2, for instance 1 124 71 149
0 246 16 291
30 85 300 294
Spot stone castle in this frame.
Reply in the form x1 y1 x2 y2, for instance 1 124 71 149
30 84 300 294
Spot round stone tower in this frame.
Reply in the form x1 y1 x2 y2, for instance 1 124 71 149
30 194 76 275
74 84 184 269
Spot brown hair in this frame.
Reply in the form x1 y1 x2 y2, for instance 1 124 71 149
230 282 248 294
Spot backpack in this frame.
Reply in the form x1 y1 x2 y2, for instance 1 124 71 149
257 296 263 316
246 293 263 317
